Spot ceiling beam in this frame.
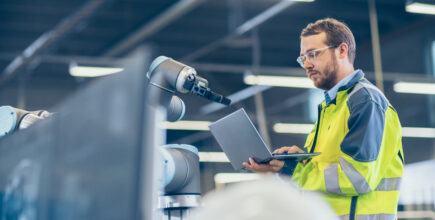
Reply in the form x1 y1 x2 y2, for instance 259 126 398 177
103 0 205 57
0 0 110 85
368 0 384 92
358 17 435 53
181 0 298 62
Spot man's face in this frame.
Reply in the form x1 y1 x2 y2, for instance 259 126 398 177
300 32 338 91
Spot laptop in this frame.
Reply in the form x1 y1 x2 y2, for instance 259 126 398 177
209 108 320 171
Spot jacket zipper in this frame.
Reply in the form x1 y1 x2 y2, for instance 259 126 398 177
307 104 323 162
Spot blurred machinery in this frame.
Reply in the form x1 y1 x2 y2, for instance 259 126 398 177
159 145 200 220
0 106 51 137
0 53 152 220
0 54 229 220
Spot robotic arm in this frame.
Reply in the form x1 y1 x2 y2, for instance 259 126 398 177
147 56 230 122
146 57 230 219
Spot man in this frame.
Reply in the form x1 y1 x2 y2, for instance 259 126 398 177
243 18 404 220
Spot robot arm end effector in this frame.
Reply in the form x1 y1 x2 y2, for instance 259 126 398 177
182 74 231 106
148 56 231 106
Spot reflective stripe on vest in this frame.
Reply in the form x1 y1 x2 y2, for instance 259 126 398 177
375 177 401 191
339 158 371 194
324 161 402 194
324 163 345 195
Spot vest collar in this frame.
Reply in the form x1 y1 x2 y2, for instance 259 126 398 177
324 70 364 106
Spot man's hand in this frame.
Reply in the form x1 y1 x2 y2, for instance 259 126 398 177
273 145 304 154
242 158 284 173
242 145 305 173
274 145 307 164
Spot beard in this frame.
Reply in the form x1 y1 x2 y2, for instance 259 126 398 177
312 53 338 91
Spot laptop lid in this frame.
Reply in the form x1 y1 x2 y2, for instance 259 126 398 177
208 108 272 171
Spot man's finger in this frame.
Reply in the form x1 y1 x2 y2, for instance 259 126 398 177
272 148 283 153
273 146 293 153
282 146 304 153
249 157 259 166
269 159 284 167
249 158 264 169
242 162 250 170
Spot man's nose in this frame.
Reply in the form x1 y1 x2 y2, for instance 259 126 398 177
303 60 313 69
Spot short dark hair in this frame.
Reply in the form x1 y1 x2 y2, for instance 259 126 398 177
301 18 356 64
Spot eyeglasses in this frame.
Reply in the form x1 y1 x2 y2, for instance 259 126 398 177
296 46 335 68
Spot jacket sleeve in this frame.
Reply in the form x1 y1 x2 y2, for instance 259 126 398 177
292 97 401 196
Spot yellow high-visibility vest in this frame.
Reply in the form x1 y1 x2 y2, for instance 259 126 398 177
292 71 404 220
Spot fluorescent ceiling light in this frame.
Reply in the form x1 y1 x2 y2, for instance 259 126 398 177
291 0 315 2
198 152 229 163
69 65 123 77
160 120 211 131
214 173 260 184
244 75 314 88
394 82 435 95
274 123 435 138
273 123 314 134
406 2 435 15
402 127 435 138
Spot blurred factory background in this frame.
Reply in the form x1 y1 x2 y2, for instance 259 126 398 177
1 0 435 219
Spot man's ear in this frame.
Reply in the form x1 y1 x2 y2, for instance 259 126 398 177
338 43 348 60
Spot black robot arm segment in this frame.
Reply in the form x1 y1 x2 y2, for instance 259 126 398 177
182 75 231 106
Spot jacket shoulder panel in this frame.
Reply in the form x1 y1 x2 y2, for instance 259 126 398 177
341 80 388 162
347 79 388 112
